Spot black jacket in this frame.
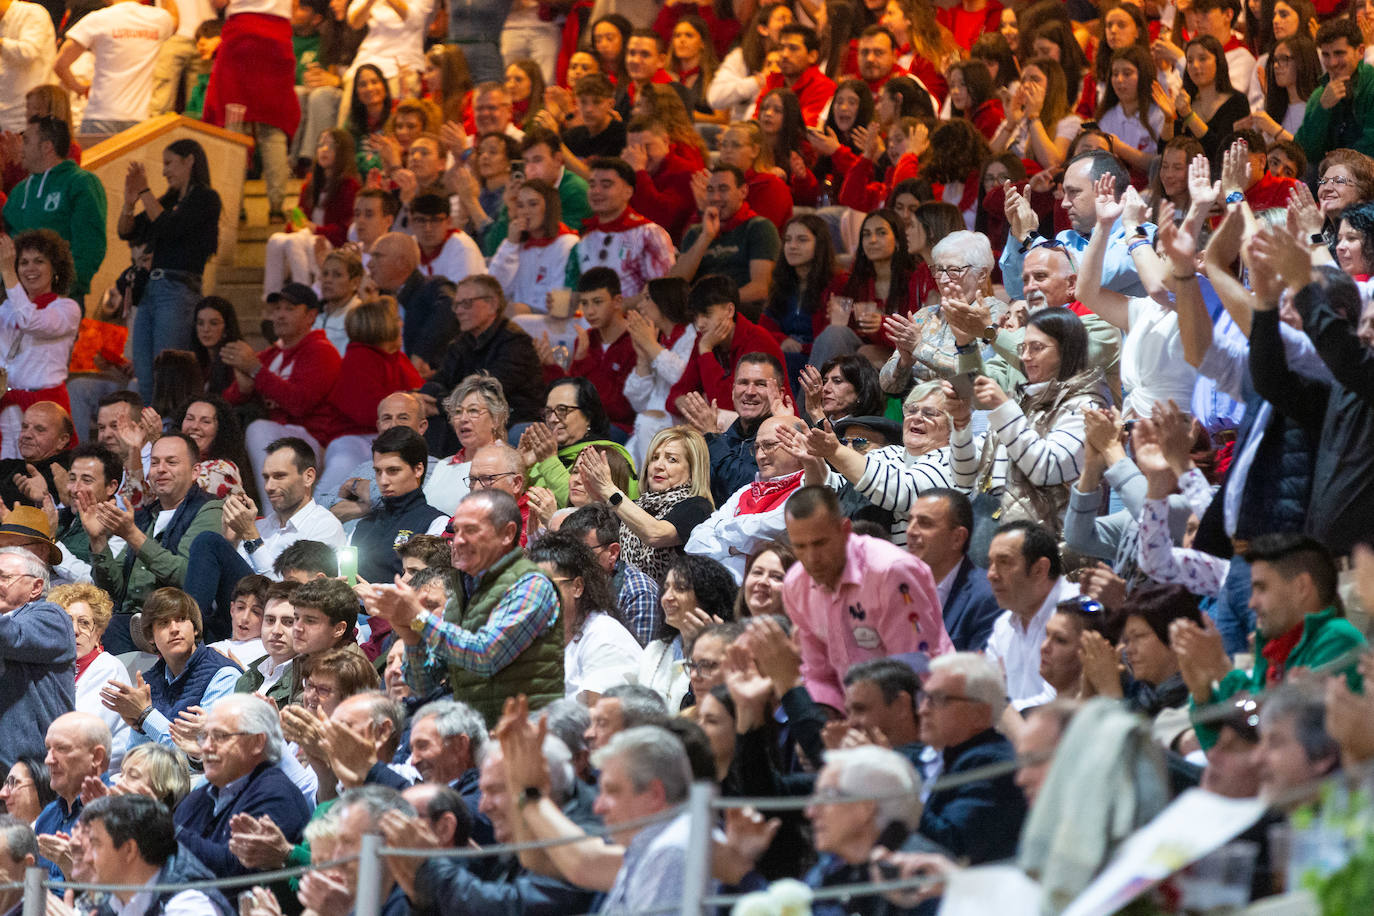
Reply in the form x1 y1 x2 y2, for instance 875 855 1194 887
919 728 1027 864
353 488 447 584
395 270 459 368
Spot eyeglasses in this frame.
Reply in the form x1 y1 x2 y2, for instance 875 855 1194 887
838 436 871 450
917 690 984 709
468 471 521 489
542 404 582 421
1016 340 1053 357
0 572 36 586
198 730 252 746
905 407 946 421
453 295 495 310
754 439 783 454
450 406 491 420
931 264 974 279
1271 54 1294 64
1318 175 1357 188
2 777 32 791
683 658 722 675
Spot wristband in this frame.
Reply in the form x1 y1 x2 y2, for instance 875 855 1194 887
1225 191 1244 205
134 706 152 731
1311 233 1325 245
1127 238 1151 254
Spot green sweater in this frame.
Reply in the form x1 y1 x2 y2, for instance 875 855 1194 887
527 438 638 507
1294 61 1374 163
480 169 591 257
1191 606 1366 750
3 159 108 299
91 498 224 614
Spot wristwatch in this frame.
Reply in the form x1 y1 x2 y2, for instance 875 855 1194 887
609 491 625 507
242 538 264 554
518 786 543 809
1225 191 1244 205
980 325 998 343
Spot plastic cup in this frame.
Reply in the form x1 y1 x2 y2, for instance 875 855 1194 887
224 103 247 134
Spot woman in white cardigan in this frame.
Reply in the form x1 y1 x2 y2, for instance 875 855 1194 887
622 277 697 470
488 179 579 314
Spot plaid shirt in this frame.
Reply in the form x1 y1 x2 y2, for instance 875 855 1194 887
613 560 661 646
404 570 560 693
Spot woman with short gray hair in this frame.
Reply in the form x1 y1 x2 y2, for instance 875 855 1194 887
427 373 513 514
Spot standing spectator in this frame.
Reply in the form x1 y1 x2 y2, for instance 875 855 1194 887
1172 36 1251 162
54 0 177 134
346 0 434 96
362 489 563 727
571 157 676 299
222 283 342 483
202 0 299 221
783 485 951 713
0 231 81 459
2 116 107 300
0 2 54 133
117 139 222 404
0 547 74 768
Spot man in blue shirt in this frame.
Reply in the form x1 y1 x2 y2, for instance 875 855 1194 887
34 712 110 879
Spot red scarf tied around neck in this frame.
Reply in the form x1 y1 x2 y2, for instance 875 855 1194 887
735 469 804 515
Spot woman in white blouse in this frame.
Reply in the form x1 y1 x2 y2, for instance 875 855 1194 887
1237 35 1320 144
0 231 82 459
990 57 1082 171
488 180 579 313
623 276 696 470
426 373 510 514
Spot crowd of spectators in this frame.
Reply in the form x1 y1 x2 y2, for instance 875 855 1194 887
4 0 1374 911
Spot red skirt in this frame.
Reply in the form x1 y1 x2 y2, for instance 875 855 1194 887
203 13 301 138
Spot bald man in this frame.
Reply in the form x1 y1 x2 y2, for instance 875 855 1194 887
35 712 111 878
0 402 76 509
318 393 443 521
369 232 460 372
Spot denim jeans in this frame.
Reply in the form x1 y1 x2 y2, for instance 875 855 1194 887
133 273 201 403
1209 554 1256 656
184 531 255 643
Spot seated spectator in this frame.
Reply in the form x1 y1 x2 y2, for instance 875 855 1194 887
88 433 224 654
0 231 82 460
0 401 74 508
1256 683 1340 812
675 351 787 505
640 553 737 710
559 503 663 647
797 354 886 428
755 24 836 124
530 532 642 702
35 713 110 877
487 179 579 313
314 249 365 357
293 645 380 719
560 73 628 167
117 395 255 512
315 392 438 520
735 544 795 617
365 232 458 374
363 489 563 726
984 521 1080 709
1177 534 1366 751
350 427 449 585
82 793 234 912
905 489 1001 652
418 274 545 451
174 693 312 878
917 652 1027 863
1036 595 1109 704
0 544 76 769
223 283 342 484
841 658 925 758
206 574 269 666
1 116 106 301
481 125 592 255
0 815 37 910
410 193 485 285
668 277 790 426
1294 19 1374 164
585 684 670 751
522 377 637 507
273 540 340 583
48 584 131 766
684 415 812 582
669 164 781 307
263 128 361 296
571 157 676 299
298 785 416 915
427 374 511 515
782 485 952 712
234 581 298 706
350 188 401 265
538 269 636 435
104 588 240 753
0 756 56 824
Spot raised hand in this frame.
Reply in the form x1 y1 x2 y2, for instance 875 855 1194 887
690 168 709 212
517 422 558 467
1286 180 1323 239
1186 153 1220 215
1081 405 1124 456
1169 616 1230 702
1093 172 1122 228
797 364 825 419
1003 181 1038 241
743 616 802 693
806 125 841 157
1219 139 1252 197
971 375 1009 410
674 391 720 435
100 671 151 727
1079 629 1124 697
1150 399 1195 475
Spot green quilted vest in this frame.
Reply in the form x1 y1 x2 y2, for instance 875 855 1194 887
445 548 565 727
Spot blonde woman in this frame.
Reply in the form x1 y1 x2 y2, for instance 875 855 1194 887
579 425 714 583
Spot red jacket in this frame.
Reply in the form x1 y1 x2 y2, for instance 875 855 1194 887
313 342 424 443
968 98 1005 141
936 0 1003 51
297 174 361 248
667 313 791 417
746 170 793 231
756 66 837 126
224 329 342 441
837 152 921 213
632 144 699 244
543 326 637 433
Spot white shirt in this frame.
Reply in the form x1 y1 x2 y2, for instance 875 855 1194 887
426 455 472 515
0 284 82 391
418 230 485 285
313 296 362 356
346 0 434 78
208 636 265 667
66 3 175 123
1120 295 1197 419
172 0 215 39
566 611 642 701
623 323 696 470
238 498 347 574
1098 104 1164 156
489 235 579 313
255 655 292 694
117 877 218 916
76 649 131 770
0 1 55 132
226 0 290 17
984 576 1078 709
935 563 959 610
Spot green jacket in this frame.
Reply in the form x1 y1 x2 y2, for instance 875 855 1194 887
92 496 224 615
234 657 297 707
528 438 638 507
445 548 563 728
1192 606 1366 750
480 169 592 257
3 159 108 299
1295 61 1374 163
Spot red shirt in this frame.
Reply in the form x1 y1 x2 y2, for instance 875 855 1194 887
631 144 699 244
746 169 794 231
936 0 1004 51
1246 173 1299 212
756 66 837 125
836 152 921 213
544 326 638 433
224 329 343 441
667 313 791 418
314 343 424 443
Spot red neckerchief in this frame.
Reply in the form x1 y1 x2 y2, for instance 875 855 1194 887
661 322 687 348
32 292 57 310
513 97 530 122
525 223 579 247
718 201 759 234
675 64 700 83
75 644 103 680
1261 622 1305 685
447 448 469 465
736 469 804 516
582 208 652 233
1222 35 1248 53
419 229 459 267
